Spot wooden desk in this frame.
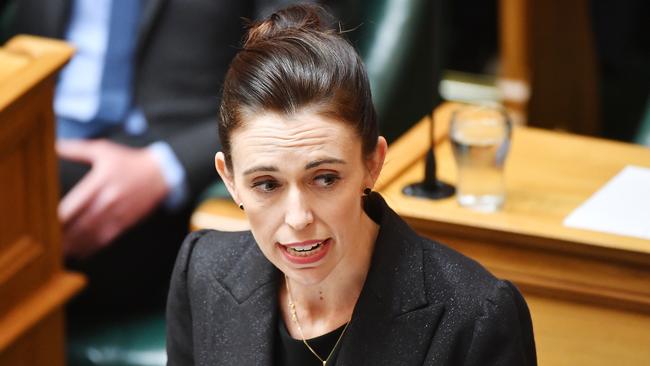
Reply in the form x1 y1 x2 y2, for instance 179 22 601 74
0 36 85 366
192 103 650 365
382 103 650 365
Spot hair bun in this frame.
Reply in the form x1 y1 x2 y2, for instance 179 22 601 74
245 4 333 47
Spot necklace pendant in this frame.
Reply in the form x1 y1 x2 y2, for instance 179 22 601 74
323 362 326 366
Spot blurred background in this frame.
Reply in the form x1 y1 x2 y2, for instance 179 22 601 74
441 0 650 145
0 0 649 365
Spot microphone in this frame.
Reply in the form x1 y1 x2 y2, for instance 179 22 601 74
402 111 455 199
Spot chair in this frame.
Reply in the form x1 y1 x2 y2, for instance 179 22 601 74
331 0 441 142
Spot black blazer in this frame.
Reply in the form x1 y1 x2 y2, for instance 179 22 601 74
166 193 537 365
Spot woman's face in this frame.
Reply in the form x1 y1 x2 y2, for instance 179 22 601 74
215 110 386 285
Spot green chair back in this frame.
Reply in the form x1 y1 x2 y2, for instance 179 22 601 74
329 0 445 142
0 0 18 42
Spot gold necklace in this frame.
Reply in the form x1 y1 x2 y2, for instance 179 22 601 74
284 276 350 366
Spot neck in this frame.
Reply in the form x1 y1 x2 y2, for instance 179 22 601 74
282 212 379 338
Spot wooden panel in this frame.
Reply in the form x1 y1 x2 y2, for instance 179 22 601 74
0 78 60 320
0 310 65 366
0 273 84 352
0 50 29 83
498 0 600 134
0 237 44 286
498 0 531 124
0 35 85 365
527 0 600 135
527 293 650 366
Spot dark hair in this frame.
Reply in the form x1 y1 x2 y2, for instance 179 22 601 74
219 3 378 170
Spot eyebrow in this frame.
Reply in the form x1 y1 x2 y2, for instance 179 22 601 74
243 165 278 176
242 158 346 176
304 158 346 170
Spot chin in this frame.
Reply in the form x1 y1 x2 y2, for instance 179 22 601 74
282 262 336 286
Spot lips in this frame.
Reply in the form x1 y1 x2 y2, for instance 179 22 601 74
279 238 331 265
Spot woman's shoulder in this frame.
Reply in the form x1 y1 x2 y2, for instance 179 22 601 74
421 238 537 362
371 193 518 306
418 235 508 301
416 236 533 330
421 236 496 284
180 229 254 254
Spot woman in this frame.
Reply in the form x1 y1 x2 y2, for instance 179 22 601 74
166 4 536 365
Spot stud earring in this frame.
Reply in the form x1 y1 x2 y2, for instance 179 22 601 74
363 187 372 196
238 203 244 210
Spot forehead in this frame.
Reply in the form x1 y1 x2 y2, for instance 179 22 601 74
230 111 360 170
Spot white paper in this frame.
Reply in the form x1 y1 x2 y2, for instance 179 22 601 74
563 165 650 240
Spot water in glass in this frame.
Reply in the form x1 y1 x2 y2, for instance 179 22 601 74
451 106 511 212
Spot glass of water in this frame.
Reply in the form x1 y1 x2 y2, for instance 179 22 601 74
450 104 512 212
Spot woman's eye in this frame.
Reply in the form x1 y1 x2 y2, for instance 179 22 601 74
314 174 340 187
251 180 280 193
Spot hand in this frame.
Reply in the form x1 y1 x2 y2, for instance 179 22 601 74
58 139 170 259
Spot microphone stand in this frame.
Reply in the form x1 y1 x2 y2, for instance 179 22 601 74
402 111 455 199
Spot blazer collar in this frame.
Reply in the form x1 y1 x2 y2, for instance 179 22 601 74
339 193 445 364
215 232 279 365
362 192 430 315
220 232 279 304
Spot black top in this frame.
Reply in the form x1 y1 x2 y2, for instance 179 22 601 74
166 192 537 365
275 320 346 366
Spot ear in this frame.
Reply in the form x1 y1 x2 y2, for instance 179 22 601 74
215 152 240 204
365 136 388 188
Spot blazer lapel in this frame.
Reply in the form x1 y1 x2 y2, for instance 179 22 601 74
211 236 280 366
336 194 445 365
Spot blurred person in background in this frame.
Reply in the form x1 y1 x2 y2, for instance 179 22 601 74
3 0 303 319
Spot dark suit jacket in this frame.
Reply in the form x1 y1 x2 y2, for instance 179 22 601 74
8 0 297 201
166 193 537 365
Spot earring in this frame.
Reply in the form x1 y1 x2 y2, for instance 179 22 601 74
363 187 372 196
238 203 244 210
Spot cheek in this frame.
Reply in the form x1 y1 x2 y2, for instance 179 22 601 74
235 191 279 248
318 188 363 230
246 205 282 247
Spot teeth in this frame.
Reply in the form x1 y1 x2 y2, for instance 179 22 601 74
292 242 320 251
286 240 326 256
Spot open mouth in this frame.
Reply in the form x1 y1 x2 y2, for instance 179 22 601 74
279 238 331 264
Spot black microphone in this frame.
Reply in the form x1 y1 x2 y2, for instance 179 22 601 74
402 111 454 199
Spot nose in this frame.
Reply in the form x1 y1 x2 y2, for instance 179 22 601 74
284 187 313 231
